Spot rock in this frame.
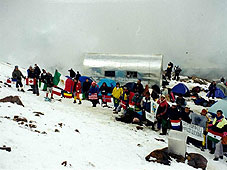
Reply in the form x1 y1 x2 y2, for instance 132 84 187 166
35 130 40 133
137 144 142 147
61 161 67 166
41 131 47 135
136 126 143 130
4 83 11 87
33 112 44 116
145 147 186 165
75 129 80 133
155 138 165 142
13 116 27 122
0 146 11 152
0 80 3 83
186 153 208 170
4 116 10 119
145 147 171 165
58 123 63 128
29 124 37 128
55 129 60 132
0 96 24 107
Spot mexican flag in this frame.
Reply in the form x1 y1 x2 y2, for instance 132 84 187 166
53 70 61 86
207 129 223 143
52 86 63 96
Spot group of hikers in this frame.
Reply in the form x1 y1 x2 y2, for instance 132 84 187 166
11 63 227 162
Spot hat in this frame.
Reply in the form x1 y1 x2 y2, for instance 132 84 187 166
15 65 18 68
161 94 165 98
91 81 96 86
201 109 208 114
185 105 190 109
172 103 177 106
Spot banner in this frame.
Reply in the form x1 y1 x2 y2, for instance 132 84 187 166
102 95 111 103
182 121 204 142
145 111 155 122
89 93 98 100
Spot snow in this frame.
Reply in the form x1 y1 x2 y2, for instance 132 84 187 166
0 62 226 170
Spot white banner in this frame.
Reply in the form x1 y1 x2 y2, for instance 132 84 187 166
145 101 158 122
182 121 204 142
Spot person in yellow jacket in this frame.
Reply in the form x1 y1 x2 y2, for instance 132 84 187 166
212 110 227 129
112 82 123 113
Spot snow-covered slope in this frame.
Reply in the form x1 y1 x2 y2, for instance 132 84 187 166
0 62 226 170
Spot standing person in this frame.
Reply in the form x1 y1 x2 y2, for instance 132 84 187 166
180 106 192 123
75 71 81 81
176 94 186 112
173 66 182 81
40 69 47 91
73 79 82 104
213 132 227 161
167 103 181 131
44 72 54 101
151 84 160 101
88 81 99 107
166 62 173 80
112 82 123 113
156 95 169 135
117 86 130 114
82 78 91 100
68 68 76 78
142 84 149 97
99 82 109 107
12 66 26 92
208 81 216 99
33 64 41 96
133 79 144 95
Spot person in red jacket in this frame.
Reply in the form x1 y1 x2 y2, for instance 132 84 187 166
156 95 169 135
73 78 82 104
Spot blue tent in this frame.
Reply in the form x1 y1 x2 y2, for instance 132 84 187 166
206 88 225 99
172 83 190 96
124 82 136 92
208 98 227 118
98 78 116 89
79 76 92 84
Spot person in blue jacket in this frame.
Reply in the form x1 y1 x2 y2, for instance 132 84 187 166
88 81 99 107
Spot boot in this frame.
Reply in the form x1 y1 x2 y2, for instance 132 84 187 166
73 100 76 104
21 88 25 92
78 101 82 104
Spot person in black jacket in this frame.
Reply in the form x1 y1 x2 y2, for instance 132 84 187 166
75 71 81 81
44 72 54 100
82 78 91 99
208 81 216 99
68 68 76 78
99 82 110 107
12 66 25 92
34 64 41 80
180 106 192 123
133 79 144 95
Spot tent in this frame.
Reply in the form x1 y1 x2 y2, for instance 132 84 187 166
208 98 227 118
79 76 92 84
98 78 116 89
216 83 227 96
124 82 136 92
206 88 225 99
172 83 190 96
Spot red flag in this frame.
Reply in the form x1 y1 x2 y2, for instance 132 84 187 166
102 95 111 103
26 78 36 85
89 93 98 100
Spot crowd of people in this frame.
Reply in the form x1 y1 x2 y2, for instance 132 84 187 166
11 63 227 161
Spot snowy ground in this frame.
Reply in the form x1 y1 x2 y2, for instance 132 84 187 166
0 62 226 170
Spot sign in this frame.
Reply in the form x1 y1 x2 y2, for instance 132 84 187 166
182 121 204 142
145 111 155 122
151 101 158 114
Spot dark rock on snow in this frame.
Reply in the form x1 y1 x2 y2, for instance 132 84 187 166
186 153 208 170
0 96 24 107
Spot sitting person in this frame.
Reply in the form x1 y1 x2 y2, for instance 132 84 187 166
88 82 99 107
116 86 130 114
180 105 192 123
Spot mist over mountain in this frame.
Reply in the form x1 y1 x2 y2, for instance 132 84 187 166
0 0 226 79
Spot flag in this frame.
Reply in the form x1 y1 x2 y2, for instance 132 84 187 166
63 92 73 98
52 86 63 96
170 120 181 130
102 95 111 103
89 93 98 100
53 70 61 86
26 78 36 85
207 129 223 143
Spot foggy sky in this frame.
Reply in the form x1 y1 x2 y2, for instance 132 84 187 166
0 0 226 78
